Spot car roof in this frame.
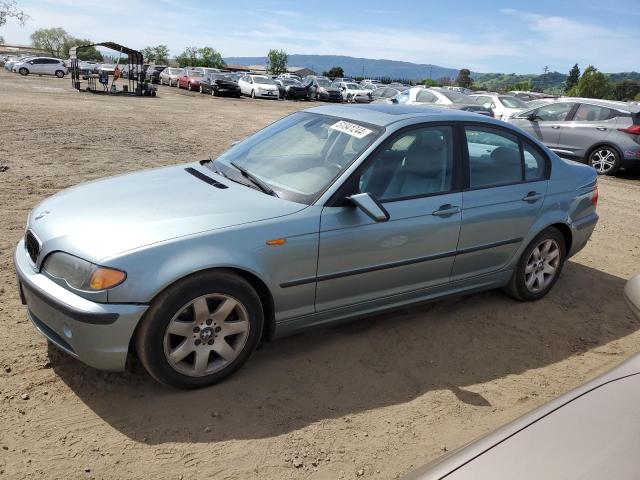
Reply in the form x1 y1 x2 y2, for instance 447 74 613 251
305 104 505 128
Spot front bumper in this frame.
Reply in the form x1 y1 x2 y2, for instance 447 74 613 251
624 274 640 320
14 240 147 371
256 90 279 99
319 91 343 102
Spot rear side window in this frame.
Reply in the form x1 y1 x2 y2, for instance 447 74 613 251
523 142 546 181
573 104 611 121
466 127 521 188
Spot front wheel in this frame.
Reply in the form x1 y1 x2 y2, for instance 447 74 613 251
19 67 28 76
199 84 204 94
504 227 566 301
187 82 192 91
55 70 65 78
135 271 264 389
250 89 255 99
588 146 620 175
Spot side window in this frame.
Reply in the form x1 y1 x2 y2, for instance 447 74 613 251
397 90 410 104
415 90 437 103
466 127 521 188
522 141 546 181
535 103 574 121
358 126 454 201
573 104 612 122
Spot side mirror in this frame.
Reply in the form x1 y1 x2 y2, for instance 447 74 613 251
347 193 389 222
526 113 539 121
390 98 399 104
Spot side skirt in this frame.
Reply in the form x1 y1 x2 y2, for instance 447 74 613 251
273 269 512 338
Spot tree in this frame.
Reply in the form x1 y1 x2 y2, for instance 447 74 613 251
565 63 580 92
612 79 640 101
575 65 612 99
31 27 68 57
198 47 225 68
438 76 452 86
267 49 287 75
422 78 438 87
175 46 199 67
141 45 170 64
455 68 473 88
62 37 102 61
141 46 155 62
323 66 344 78
0 1 28 29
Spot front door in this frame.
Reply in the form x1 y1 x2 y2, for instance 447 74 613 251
513 102 576 150
316 125 462 311
452 125 549 281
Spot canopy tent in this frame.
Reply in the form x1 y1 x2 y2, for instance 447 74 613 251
70 42 154 96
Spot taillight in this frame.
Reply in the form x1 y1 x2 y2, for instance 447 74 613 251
592 184 599 207
618 125 640 135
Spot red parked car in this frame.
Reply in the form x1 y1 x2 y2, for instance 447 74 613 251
177 69 204 91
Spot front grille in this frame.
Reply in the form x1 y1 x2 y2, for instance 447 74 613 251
24 230 41 263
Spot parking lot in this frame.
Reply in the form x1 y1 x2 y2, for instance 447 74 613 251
1 71 640 479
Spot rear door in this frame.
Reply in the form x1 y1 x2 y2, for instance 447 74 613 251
452 124 549 281
556 103 616 159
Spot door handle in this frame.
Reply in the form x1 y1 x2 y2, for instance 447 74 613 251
432 204 460 217
522 191 543 203
551 125 561 129
596 126 607 131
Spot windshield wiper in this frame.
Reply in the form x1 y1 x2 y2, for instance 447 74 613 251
204 156 229 178
230 161 278 197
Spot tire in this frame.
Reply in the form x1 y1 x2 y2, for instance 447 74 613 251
135 270 264 389
587 145 621 176
250 89 255 99
211 87 216 96
187 82 192 91
199 84 204 94
19 67 28 76
55 70 65 78
504 227 566 301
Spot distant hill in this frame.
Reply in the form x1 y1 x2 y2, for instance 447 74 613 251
474 71 640 93
223 54 469 81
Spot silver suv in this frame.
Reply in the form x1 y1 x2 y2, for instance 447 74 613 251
507 99 640 175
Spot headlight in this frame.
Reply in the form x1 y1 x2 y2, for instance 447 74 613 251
43 252 126 291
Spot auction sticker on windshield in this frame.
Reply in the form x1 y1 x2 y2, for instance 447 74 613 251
330 120 373 139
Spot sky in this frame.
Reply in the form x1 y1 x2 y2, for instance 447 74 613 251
1 0 639 73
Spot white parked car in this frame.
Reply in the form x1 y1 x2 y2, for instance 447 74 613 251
238 74 279 99
469 93 530 120
13 57 67 77
159 67 183 87
332 81 372 103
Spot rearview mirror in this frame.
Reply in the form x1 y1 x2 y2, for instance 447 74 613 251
347 193 390 222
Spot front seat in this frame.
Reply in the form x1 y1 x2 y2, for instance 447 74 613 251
383 130 448 198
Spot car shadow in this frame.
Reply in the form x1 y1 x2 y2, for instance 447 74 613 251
49 261 638 444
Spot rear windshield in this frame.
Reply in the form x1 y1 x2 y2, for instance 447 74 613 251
499 96 528 108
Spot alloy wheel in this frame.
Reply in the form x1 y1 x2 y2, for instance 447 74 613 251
524 239 560 293
163 293 251 377
590 148 616 174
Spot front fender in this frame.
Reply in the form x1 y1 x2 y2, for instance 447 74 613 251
104 208 322 322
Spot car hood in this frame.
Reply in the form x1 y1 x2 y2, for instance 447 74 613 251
27 163 307 263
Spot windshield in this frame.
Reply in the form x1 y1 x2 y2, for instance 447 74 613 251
282 79 299 85
253 76 276 85
317 79 332 88
439 90 472 104
211 73 232 81
345 83 361 90
215 112 383 204
189 71 203 77
499 96 529 108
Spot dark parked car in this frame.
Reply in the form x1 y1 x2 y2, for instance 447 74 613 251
303 77 343 102
145 64 167 84
275 78 311 100
177 69 204 91
199 73 241 97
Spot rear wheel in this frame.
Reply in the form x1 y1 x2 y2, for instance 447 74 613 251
504 227 566 301
135 271 264 389
588 146 620 175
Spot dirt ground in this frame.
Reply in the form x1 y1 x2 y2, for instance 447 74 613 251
1 71 639 480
